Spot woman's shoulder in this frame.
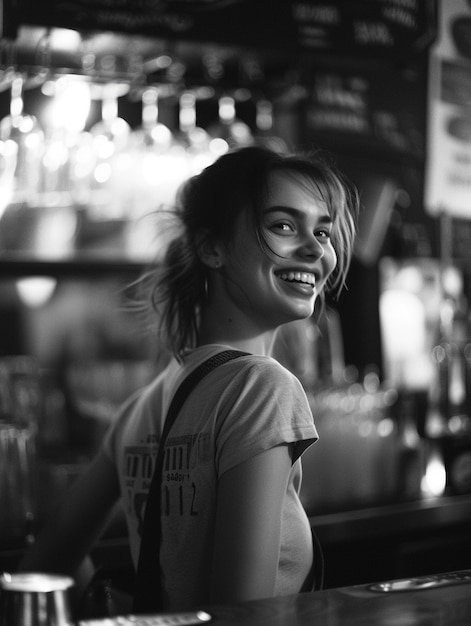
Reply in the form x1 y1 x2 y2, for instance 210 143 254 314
164 346 306 403
215 353 306 402
182 345 294 378
227 352 301 382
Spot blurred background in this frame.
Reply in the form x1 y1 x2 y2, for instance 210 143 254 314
1 0 471 590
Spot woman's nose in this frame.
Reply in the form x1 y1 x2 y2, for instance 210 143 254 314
298 233 324 259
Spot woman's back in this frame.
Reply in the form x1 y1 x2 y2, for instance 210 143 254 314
106 345 317 609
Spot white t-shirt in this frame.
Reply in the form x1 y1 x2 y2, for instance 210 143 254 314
104 344 318 610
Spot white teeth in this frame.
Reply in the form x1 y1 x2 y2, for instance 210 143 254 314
278 271 315 286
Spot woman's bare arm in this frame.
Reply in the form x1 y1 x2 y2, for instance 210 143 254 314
210 444 293 605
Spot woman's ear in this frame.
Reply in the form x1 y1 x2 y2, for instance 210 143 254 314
196 229 224 269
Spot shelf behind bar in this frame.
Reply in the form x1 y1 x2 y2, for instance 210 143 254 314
311 493 471 545
0 254 153 278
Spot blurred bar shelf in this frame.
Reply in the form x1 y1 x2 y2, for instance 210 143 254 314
0 254 151 278
311 493 471 544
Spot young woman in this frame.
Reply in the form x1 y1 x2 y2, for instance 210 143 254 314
19 146 358 613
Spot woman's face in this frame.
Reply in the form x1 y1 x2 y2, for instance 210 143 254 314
219 170 338 331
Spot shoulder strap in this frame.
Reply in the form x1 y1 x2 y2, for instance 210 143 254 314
133 349 248 613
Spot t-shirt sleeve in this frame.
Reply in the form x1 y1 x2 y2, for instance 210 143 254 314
214 358 318 476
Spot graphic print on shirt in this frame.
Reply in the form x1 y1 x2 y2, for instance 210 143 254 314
123 432 210 537
123 442 156 536
162 433 206 518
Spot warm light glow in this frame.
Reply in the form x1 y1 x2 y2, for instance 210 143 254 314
190 152 214 175
109 117 129 138
380 290 426 360
219 96 236 123
93 135 115 160
256 99 273 132
150 124 172 147
142 152 162 184
46 79 91 133
73 133 94 179
24 131 41 150
377 417 395 438
209 137 229 157
442 266 463 299
42 139 68 171
380 287 433 389
421 446 447 497
0 139 18 217
18 116 36 134
16 277 57 308
94 162 112 184
49 29 82 53
180 92 197 131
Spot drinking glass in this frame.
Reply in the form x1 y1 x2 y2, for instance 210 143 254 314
0 356 40 541
177 90 215 175
88 84 131 221
125 86 179 260
0 572 74 626
0 73 44 208
207 94 254 150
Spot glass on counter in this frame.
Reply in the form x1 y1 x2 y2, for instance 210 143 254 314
0 356 40 542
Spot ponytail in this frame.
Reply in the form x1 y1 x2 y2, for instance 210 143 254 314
148 230 206 358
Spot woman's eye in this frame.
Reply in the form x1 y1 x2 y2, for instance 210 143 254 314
273 222 293 233
315 228 331 240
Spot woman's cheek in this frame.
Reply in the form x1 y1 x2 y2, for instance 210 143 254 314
325 244 337 278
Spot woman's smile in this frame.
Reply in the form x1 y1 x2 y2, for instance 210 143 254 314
275 270 317 287
274 272 317 302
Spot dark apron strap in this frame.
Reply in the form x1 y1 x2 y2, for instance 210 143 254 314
133 350 248 613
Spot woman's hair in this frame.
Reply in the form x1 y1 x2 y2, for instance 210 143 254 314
143 145 358 357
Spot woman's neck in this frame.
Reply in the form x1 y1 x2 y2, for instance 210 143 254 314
197 309 278 357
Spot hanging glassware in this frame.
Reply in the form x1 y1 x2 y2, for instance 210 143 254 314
136 86 173 151
255 97 288 152
207 94 254 150
0 73 44 209
39 76 91 210
177 89 214 175
132 86 175 210
0 129 18 221
125 86 177 260
88 82 131 221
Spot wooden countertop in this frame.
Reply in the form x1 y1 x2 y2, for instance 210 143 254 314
198 570 471 625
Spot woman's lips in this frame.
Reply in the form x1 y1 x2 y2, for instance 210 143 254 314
275 271 316 286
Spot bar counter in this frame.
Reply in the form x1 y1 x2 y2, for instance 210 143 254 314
2 494 471 593
198 570 471 625
311 493 471 543
309 494 471 588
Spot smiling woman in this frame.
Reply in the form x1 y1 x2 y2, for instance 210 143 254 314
18 146 359 617
148 146 357 356
207 169 339 333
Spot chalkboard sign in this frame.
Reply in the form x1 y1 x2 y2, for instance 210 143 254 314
291 0 436 57
7 0 436 58
304 58 428 160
